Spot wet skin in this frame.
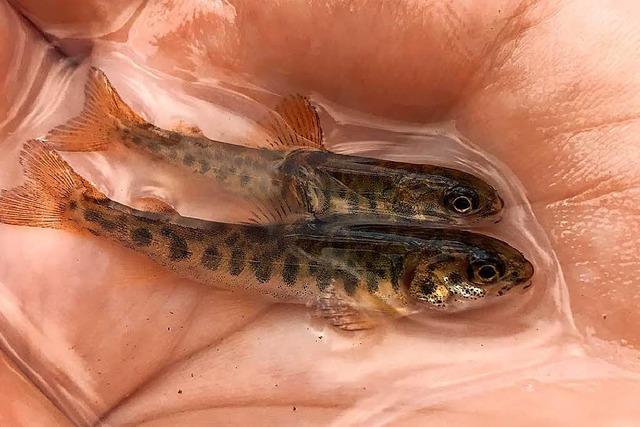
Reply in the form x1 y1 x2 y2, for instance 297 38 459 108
2 0 640 426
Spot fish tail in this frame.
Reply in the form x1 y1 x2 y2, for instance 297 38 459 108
0 141 91 229
44 67 145 151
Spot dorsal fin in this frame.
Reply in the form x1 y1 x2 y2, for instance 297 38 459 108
262 95 324 151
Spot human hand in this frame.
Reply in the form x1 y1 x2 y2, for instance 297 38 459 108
2 1 640 425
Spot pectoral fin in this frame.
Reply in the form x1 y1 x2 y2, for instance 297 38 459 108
316 286 377 331
243 194 311 225
263 95 324 150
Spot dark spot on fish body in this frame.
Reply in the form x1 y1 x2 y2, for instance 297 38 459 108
198 159 210 174
365 271 380 293
161 227 191 260
68 200 78 211
202 246 222 270
83 209 117 231
205 222 228 234
367 196 378 210
245 227 270 244
365 261 386 293
131 227 152 246
339 270 358 295
224 232 240 247
183 153 195 167
282 254 299 286
271 237 286 253
421 279 436 296
250 252 274 283
229 248 245 275
136 215 156 224
216 169 228 182
390 257 403 291
309 261 332 291
347 192 360 212
240 175 250 187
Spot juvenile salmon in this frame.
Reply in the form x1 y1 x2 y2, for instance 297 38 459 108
0 142 532 330
44 68 504 226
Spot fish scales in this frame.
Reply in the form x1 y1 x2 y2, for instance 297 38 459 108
120 127 285 197
44 67 505 227
71 194 405 304
0 142 534 330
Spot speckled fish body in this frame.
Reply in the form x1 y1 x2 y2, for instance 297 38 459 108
72 200 414 309
45 68 504 226
0 143 533 330
120 126 287 199
282 149 504 225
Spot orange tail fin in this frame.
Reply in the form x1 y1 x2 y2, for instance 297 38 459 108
0 141 89 229
44 67 145 151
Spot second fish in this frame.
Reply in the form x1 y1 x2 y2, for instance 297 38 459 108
45 67 503 226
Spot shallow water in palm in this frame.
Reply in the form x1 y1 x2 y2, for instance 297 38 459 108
1 2 639 426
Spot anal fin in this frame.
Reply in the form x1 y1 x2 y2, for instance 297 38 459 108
262 95 324 151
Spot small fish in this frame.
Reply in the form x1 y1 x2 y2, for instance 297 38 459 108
44 67 503 226
281 150 504 226
0 142 532 330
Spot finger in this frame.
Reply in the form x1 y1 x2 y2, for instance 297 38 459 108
0 352 72 426
8 0 143 38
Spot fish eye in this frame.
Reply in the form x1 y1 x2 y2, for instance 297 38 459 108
477 264 498 282
452 195 472 213
467 259 504 284
444 186 479 215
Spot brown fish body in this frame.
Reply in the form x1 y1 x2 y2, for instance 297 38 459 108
45 68 504 226
75 196 415 310
116 124 287 199
0 143 533 330
3 142 411 319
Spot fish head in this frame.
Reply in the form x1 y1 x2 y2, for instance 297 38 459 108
397 167 504 225
404 235 534 310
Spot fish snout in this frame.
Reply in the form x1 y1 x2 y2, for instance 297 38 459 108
521 260 535 282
